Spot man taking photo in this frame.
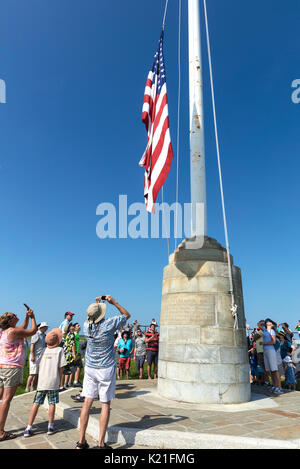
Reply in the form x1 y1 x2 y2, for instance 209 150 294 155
76 295 130 450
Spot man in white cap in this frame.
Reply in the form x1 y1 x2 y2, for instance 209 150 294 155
25 322 49 392
76 295 130 450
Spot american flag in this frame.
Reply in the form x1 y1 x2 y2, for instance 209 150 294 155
139 31 174 213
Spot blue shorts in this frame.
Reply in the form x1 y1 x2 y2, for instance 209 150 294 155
136 355 146 370
147 350 158 366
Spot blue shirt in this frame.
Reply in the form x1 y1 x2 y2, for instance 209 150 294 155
118 338 133 358
83 315 126 369
59 319 70 342
263 329 276 350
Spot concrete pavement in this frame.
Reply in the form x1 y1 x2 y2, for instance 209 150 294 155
2 380 300 449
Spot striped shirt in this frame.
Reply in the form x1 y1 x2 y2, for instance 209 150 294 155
145 331 159 352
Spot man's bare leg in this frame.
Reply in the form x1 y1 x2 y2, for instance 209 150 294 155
78 397 94 446
99 402 110 447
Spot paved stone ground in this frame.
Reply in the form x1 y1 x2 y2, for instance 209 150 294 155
2 380 300 449
0 391 150 449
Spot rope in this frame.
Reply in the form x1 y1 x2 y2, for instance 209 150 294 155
203 0 238 329
161 185 170 260
175 0 182 251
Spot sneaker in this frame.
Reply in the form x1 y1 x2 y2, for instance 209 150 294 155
73 382 82 387
274 388 284 394
47 427 55 435
24 429 34 438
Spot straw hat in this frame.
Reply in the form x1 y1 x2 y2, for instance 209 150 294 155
86 302 106 324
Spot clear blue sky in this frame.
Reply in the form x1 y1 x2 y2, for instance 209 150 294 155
0 0 299 330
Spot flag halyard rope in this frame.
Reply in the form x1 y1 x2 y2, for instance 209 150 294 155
203 0 238 329
175 0 182 252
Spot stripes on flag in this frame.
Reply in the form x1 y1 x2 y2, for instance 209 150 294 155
139 30 174 213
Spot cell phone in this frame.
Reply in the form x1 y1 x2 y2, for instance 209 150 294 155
101 296 107 300
24 303 30 310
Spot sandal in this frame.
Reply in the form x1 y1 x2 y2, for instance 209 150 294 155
71 395 85 403
0 432 17 442
75 440 89 449
92 443 113 449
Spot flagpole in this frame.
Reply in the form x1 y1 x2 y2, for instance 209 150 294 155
188 0 207 237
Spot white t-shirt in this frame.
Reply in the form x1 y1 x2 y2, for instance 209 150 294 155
37 347 67 391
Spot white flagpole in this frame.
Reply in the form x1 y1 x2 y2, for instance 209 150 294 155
188 0 207 238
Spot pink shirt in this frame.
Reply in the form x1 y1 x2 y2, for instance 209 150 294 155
0 328 25 368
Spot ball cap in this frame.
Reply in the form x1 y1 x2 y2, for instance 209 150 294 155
45 328 63 348
86 302 106 324
65 311 75 317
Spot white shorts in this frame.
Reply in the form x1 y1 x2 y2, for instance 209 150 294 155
82 364 116 403
29 361 39 375
263 348 278 372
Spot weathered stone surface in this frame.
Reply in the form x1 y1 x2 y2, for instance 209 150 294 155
166 361 202 383
159 344 219 364
160 293 215 326
163 261 242 280
200 327 234 346
162 276 231 295
158 343 187 362
157 378 248 404
160 325 201 344
219 383 252 404
234 328 248 347
184 344 220 364
216 294 236 327
221 347 249 365
236 364 251 384
197 364 237 385
157 377 222 404
158 236 250 404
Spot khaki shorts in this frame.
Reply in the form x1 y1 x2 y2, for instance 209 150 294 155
0 367 24 388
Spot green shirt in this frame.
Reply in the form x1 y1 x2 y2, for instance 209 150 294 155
74 332 80 355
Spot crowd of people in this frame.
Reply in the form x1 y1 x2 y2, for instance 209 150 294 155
247 319 299 394
0 297 159 448
1 301 299 449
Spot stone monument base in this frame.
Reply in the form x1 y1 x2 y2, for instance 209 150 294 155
157 236 251 404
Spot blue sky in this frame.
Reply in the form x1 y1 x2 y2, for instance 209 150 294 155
0 0 299 331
